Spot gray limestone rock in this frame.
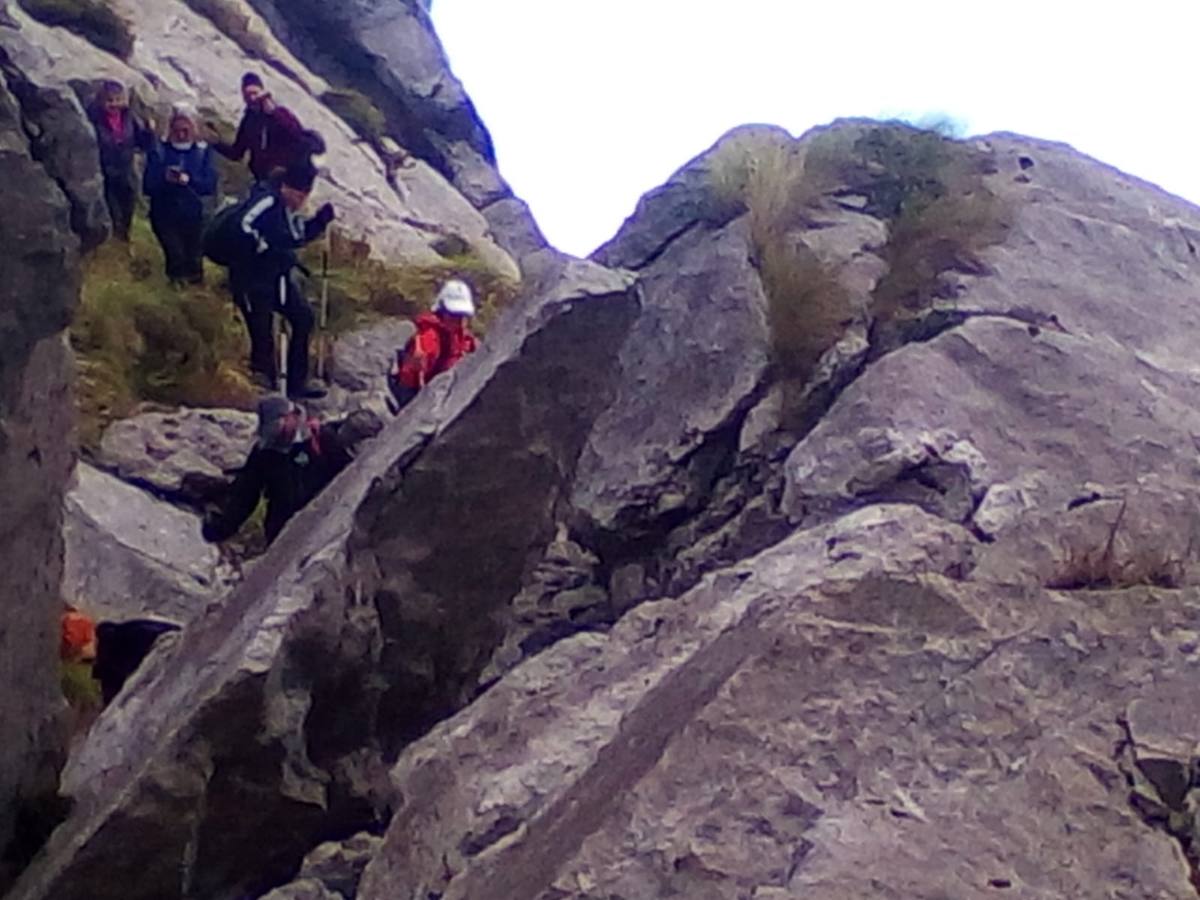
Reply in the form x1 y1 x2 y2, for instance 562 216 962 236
63 464 226 624
6 255 639 900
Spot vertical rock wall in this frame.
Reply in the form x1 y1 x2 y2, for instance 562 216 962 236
0 70 83 888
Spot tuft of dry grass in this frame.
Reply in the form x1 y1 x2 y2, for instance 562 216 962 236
705 121 1012 428
1048 501 1191 590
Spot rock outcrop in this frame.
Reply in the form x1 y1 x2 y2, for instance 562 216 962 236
7 254 639 900
0 62 83 890
63 464 227 624
243 0 545 264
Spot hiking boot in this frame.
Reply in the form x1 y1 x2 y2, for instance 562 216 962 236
288 380 327 401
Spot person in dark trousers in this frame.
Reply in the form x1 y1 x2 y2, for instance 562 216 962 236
230 161 334 398
87 80 153 242
144 105 217 284
202 396 382 546
210 72 313 183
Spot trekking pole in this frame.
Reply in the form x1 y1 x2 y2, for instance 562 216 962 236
276 274 288 393
317 228 331 382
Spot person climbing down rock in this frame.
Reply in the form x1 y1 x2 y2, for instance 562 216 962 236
202 395 382 546
93 619 181 705
144 105 217 285
210 72 319 184
211 161 334 398
87 80 154 243
387 278 479 412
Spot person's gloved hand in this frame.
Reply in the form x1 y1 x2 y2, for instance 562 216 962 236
312 203 335 230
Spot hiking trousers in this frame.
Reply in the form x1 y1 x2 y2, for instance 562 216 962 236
104 173 136 242
150 207 204 283
235 271 314 394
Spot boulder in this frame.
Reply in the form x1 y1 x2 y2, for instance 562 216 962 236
63 464 227 624
259 833 383 900
7 254 640 900
95 408 257 506
0 66 81 890
482 195 550 264
356 510 1200 897
304 317 414 418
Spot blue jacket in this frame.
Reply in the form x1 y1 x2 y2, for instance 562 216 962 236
143 140 217 220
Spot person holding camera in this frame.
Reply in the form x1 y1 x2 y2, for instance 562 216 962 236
143 105 217 285
210 72 317 183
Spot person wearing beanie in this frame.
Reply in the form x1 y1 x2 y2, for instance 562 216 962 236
143 104 217 284
229 159 336 399
86 80 154 242
210 72 315 182
202 396 383 545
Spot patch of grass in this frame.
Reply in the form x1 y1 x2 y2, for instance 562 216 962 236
18 0 133 58
321 87 387 145
298 229 520 337
705 120 1012 428
71 215 256 450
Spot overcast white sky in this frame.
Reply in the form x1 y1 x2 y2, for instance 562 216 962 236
434 1 1200 257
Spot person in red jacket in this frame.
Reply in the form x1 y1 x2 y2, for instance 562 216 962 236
210 72 315 183
387 279 479 412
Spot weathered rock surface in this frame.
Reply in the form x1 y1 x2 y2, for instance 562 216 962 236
0 63 81 890
0 0 518 276
260 833 383 899
306 317 414 418
63 464 226 624
95 407 257 506
7 255 639 900
357 510 1200 898
244 0 545 259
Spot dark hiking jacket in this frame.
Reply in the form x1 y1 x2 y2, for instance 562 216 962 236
143 140 218 221
214 105 309 181
231 186 331 287
88 104 153 180
202 414 378 545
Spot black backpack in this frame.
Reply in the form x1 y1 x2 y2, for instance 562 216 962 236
203 187 269 267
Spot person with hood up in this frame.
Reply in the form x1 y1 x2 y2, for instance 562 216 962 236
87 80 154 243
143 105 217 284
210 72 315 183
386 278 479 412
202 396 382 546
230 160 335 399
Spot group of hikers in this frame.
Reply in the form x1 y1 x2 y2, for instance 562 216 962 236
67 72 484 712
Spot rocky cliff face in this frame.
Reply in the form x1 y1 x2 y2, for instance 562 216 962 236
8 4 1200 897
0 62 84 889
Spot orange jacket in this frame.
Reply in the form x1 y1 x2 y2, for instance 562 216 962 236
61 608 97 663
396 312 478 389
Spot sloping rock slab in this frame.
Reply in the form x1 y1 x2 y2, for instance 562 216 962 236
95 408 256 505
356 506 1198 899
63 464 226 623
7 254 639 900
571 217 770 536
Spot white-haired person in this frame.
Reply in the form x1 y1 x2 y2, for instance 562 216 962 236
143 104 217 284
387 278 479 412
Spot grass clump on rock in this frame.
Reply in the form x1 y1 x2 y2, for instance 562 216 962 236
18 0 134 58
706 119 1012 427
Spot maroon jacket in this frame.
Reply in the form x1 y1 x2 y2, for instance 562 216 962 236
215 105 310 181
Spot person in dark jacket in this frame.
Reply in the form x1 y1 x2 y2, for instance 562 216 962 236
231 160 334 399
87 80 153 242
202 396 382 545
210 72 313 183
144 105 217 284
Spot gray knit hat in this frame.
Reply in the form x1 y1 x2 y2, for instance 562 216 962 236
256 395 294 446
